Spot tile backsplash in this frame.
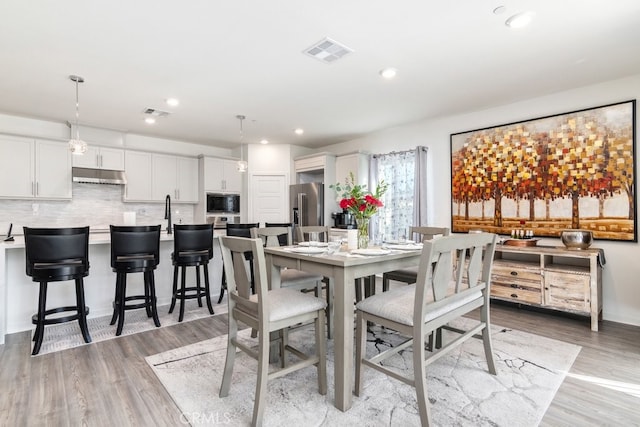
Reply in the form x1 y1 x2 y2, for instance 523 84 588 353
0 183 194 234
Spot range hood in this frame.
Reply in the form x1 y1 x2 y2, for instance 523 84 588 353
72 167 127 185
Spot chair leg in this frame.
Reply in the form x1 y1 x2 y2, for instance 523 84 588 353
168 264 179 314
32 281 48 355
148 271 161 328
75 278 92 344
116 273 127 336
179 266 187 322
203 264 214 314
481 303 497 375
217 267 227 304
219 312 238 398
325 278 334 340
354 310 366 396
109 274 121 325
316 310 327 395
144 270 152 318
252 326 270 427
195 265 203 307
414 329 432 426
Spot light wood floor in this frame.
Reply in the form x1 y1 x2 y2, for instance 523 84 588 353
1 301 639 426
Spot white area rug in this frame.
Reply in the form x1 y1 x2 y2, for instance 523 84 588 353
146 318 581 426
34 300 227 356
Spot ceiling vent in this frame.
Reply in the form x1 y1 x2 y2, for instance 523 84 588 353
143 108 170 118
303 37 353 64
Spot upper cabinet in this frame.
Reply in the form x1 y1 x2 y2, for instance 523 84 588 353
203 157 242 193
124 150 152 202
151 153 198 203
125 151 198 203
0 137 71 200
335 152 369 187
72 146 125 170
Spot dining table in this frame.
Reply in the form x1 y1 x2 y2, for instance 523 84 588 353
263 244 423 412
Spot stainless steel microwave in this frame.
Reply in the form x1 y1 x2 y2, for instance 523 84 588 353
207 193 240 213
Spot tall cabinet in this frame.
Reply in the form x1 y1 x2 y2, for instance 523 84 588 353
195 155 243 224
0 136 71 200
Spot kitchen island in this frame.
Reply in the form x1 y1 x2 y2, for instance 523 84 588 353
0 229 226 345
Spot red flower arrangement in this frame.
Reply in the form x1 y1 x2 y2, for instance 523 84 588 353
331 172 388 222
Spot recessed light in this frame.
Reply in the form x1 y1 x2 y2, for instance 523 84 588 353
505 11 534 29
166 98 179 107
144 117 156 124
294 128 304 135
260 139 269 145
379 68 397 79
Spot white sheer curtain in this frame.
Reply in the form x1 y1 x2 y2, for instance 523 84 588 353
370 147 427 243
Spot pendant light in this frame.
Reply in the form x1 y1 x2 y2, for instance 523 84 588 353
236 114 248 172
68 75 88 155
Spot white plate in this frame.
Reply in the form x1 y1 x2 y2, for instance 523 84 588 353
287 246 326 254
298 241 328 247
351 248 392 256
384 243 423 251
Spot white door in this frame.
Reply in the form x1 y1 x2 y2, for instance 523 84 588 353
249 173 288 224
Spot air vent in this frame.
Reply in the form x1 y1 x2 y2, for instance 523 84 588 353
303 37 353 64
143 108 170 117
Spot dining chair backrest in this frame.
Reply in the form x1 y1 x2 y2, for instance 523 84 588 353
265 222 293 246
226 223 259 238
251 226 292 248
219 236 268 304
295 225 330 243
415 232 496 320
409 226 450 242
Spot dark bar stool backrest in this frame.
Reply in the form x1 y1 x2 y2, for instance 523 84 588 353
110 225 161 269
265 222 293 247
227 223 259 259
24 227 90 280
173 224 214 260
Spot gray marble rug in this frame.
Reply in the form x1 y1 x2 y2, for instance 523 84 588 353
146 318 581 426
34 300 227 356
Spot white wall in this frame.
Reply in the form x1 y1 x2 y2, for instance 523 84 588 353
320 73 640 327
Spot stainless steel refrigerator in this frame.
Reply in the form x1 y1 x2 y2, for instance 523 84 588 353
290 183 324 243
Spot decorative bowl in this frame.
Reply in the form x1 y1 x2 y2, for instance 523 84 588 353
560 229 593 249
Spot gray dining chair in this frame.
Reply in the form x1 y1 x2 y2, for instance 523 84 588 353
355 232 498 426
219 236 327 427
382 226 450 291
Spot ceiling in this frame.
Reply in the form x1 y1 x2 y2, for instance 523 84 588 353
1 1 639 149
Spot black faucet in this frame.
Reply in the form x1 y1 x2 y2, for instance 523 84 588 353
165 194 172 234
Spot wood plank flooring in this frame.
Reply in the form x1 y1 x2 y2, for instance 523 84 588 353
1 302 639 426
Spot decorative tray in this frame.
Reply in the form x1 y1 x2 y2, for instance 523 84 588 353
502 238 539 247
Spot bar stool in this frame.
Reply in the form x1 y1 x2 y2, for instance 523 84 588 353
168 224 215 321
109 225 161 336
24 226 92 355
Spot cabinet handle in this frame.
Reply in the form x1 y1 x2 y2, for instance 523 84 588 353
510 271 518 276
36 182 39 196
510 293 518 298
32 181 35 196
510 284 520 289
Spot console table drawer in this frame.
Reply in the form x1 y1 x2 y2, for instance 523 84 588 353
492 262 541 282
491 279 542 304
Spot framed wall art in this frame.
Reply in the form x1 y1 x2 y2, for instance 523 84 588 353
450 100 636 241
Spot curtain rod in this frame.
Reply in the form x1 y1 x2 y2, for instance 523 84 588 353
372 146 427 159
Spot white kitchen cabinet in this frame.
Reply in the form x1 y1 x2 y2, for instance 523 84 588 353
124 150 152 201
335 152 369 187
203 157 242 193
0 137 71 200
72 146 124 170
151 153 198 203
125 152 198 203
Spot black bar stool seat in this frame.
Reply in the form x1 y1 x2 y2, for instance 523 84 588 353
169 224 215 322
109 225 161 336
24 226 92 355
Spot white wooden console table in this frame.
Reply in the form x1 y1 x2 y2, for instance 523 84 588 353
492 244 604 331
